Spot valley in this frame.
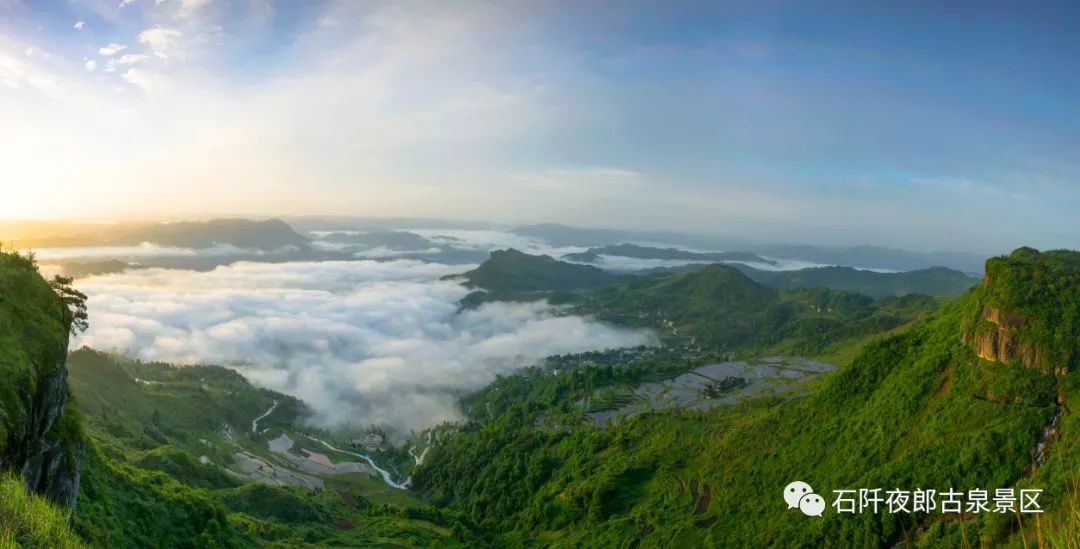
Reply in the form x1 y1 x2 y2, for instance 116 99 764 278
2 223 1078 547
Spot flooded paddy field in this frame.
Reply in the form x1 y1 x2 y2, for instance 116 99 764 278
585 357 835 427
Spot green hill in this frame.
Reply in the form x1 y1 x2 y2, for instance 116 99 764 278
453 248 616 296
578 263 939 353
741 264 978 298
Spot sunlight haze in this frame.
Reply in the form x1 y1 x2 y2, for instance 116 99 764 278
2 1 1078 249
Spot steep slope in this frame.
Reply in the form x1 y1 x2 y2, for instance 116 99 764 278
0 251 84 544
960 247 1080 374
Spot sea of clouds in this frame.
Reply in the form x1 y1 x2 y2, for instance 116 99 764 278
74 259 655 435
32 242 275 260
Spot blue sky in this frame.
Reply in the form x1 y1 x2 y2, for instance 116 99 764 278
0 0 1078 252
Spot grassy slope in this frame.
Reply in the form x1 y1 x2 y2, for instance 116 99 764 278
0 475 82 548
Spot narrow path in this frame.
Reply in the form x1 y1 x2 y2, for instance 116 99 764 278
408 445 431 466
251 400 278 434
303 435 411 490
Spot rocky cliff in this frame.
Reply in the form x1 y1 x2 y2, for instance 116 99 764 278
0 251 84 509
961 247 1080 375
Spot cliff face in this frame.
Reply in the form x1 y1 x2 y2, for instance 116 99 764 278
961 248 1080 375
0 252 83 509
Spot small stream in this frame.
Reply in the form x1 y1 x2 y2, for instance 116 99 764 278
304 435 412 490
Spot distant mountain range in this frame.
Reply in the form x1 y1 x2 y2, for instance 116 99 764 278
513 222 990 273
562 243 776 266
2 218 309 250
459 248 977 300
734 264 977 298
3 218 992 278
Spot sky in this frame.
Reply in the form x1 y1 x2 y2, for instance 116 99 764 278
1 0 1078 252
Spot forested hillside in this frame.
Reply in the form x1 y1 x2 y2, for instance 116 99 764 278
577 263 941 354
415 248 1080 546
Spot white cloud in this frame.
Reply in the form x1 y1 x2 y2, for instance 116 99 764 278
119 0 138 7
74 259 655 434
179 0 212 17
85 60 97 72
122 67 169 93
106 53 151 72
74 21 86 30
407 229 585 257
137 27 183 58
98 43 127 56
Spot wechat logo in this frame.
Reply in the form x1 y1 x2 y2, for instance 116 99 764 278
784 481 825 517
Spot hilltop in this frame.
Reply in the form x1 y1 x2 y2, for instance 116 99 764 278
452 248 616 297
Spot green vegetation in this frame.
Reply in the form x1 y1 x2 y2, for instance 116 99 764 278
579 263 940 354
67 349 468 547
453 248 615 299
962 247 1080 373
0 250 85 547
0 475 82 549
8 243 1080 547
414 248 1080 546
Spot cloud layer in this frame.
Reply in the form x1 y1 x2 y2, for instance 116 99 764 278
74 259 655 434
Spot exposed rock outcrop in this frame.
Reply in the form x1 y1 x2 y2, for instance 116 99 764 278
0 252 84 509
961 248 1080 375
961 304 1047 371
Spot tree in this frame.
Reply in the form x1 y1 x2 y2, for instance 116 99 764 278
49 275 89 334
